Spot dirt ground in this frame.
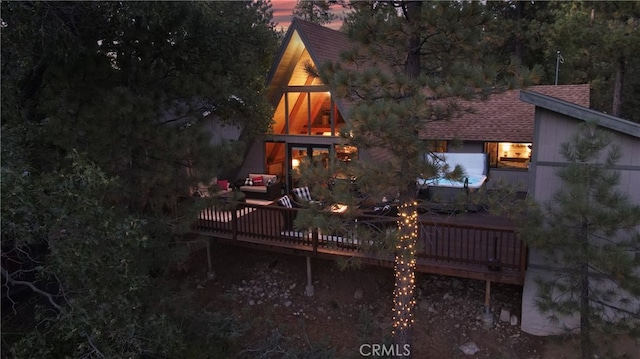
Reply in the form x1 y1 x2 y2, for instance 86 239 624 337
181 241 638 359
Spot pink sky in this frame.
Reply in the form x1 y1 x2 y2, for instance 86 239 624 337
271 0 344 31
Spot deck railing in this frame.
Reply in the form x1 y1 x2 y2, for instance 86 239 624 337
190 202 527 284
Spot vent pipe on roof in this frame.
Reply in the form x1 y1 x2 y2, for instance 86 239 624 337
555 50 565 86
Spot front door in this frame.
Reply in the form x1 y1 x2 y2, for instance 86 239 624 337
287 144 330 192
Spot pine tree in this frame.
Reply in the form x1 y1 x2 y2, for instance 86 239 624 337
1 2 277 356
292 0 341 25
481 1 556 82
544 2 640 121
1 1 278 212
524 123 640 359
308 1 539 354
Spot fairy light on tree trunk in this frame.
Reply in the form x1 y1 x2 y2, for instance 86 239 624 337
392 201 418 340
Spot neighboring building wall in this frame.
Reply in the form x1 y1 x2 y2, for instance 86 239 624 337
521 106 640 336
237 141 267 179
530 109 640 204
487 169 529 193
205 120 241 146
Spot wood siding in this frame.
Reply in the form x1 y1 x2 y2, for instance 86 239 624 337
531 108 640 203
488 169 530 192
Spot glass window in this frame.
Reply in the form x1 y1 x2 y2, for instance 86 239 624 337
286 92 309 134
426 140 447 153
485 142 532 169
274 90 344 136
265 141 286 177
335 145 358 164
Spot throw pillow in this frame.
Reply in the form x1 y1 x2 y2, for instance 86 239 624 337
217 179 229 191
244 177 253 186
277 195 293 208
251 175 264 186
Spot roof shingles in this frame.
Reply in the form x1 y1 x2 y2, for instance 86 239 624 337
422 85 591 142
293 19 352 66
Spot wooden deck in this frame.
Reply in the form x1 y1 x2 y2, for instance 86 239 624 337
190 203 527 285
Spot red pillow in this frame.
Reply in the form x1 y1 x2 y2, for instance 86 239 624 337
251 176 264 186
217 179 229 191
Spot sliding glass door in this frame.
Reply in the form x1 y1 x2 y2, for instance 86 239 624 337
287 144 330 191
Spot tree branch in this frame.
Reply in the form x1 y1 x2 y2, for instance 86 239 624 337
1 267 62 313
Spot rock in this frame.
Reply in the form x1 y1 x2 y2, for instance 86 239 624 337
248 300 255 306
196 284 203 289
289 283 296 290
459 341 480 355
510 314 519 326
428 305 438 314
419 300 431 311
354 289 363 300
499 308 511 322
451 278 462 289
284 300 292 307
443 292 451 300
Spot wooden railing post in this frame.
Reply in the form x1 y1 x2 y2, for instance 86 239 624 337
312 228 318 256
231 205 238 240
518 233 527 277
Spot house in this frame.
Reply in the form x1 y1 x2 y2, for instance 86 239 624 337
421 84 590 192
518 90 640 335
201 19 638 331
236 19 355 193
235 18 591 196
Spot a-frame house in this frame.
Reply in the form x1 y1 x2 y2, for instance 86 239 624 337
236 19 357 193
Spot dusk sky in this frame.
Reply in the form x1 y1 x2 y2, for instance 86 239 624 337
271 0 345 31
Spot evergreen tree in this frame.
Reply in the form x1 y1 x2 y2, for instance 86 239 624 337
306 1 539 354
1 1 277 356
544 1 640 121
523 123 640 359
292 0 341 25
1 1 278 210
480 1 640 122
481 1 557 83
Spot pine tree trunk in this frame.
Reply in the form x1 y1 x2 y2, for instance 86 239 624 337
394 2 421 356
514 1 524 62
580 221 593 359
392 201 417 358
612 55 624 117
404 1 422 78
580 261 592 359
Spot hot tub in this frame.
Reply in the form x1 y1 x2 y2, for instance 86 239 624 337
417 174 487 190
417 153 489 211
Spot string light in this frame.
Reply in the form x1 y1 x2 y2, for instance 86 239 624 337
392 201 418 335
